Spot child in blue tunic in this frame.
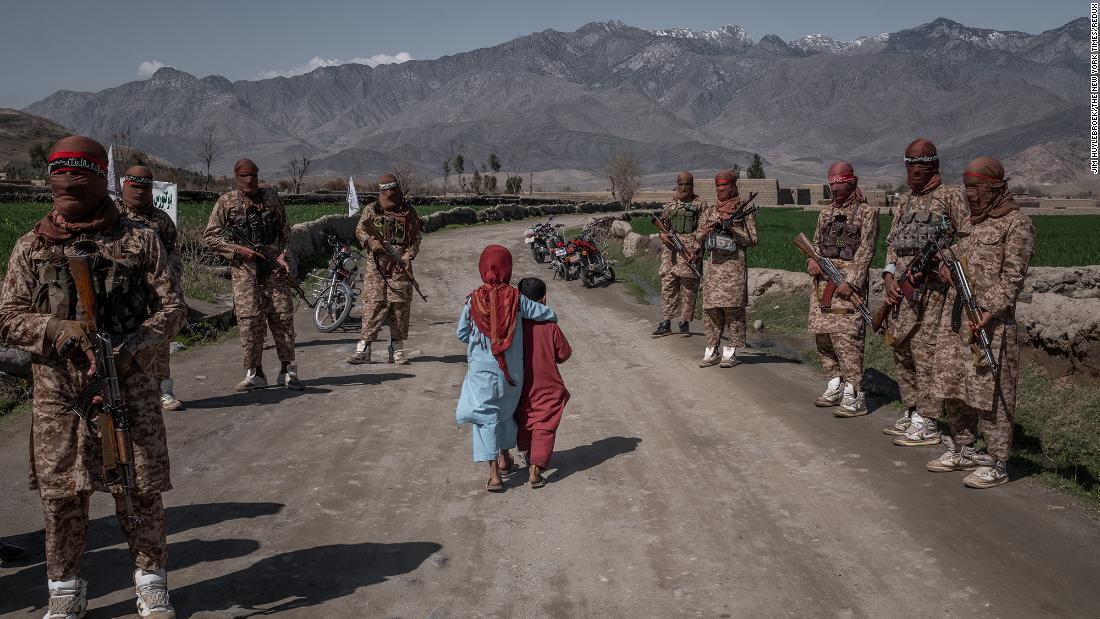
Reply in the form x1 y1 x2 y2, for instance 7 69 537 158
456 245 556 491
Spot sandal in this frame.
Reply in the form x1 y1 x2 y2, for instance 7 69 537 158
529 476 546 489
486 480 505 493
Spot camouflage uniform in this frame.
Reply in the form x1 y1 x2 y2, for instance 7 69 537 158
356 201 422 343
126 208 182 382
882 184 969 420
696 205 758 348
809 201 880 386
657 198 706 323
204 188 296 368
0 222 186 580
931 210 1034 461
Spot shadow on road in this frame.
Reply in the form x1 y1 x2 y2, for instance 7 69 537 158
735 351 802 365
862 368 901 414
549 436 641 484
98 541 443 618
411 354 467 364
296 336 360 348
0 502 283 616
303 372 416 388
183 385 334 410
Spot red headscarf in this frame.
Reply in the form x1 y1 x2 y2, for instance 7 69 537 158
469 245 521 384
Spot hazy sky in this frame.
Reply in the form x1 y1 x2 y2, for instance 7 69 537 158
0 0 1085 108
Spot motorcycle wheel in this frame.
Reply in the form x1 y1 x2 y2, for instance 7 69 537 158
582 270 595 288
313 282 354 332
606 264 617 282
531 243 546 264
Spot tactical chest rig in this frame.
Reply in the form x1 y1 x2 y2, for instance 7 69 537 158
34 238 152 338
665 201 701 235
891 196 948 257
818 202 862 261
230 193 281 248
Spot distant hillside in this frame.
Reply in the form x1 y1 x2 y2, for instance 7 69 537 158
25 17 1088 183
0 108 70 167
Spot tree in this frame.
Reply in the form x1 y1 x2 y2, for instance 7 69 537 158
442 159 451 195
198 123 218 191
505 175 523 194
484 175 498 193
28 143 50 180
487 153 501 174
287 153 312 193
452 153 466 193
746 154 765 179
392 160 422 196
606 150 641 207
471 168 483 194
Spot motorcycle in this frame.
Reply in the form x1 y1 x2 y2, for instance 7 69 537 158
570 229 616 288
308 234 362 332
524 216 565 263
550 237 581 281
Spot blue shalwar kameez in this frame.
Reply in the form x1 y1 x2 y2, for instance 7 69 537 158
455 296 556 462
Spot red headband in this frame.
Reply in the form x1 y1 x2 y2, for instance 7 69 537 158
47 151 108 177
827 173 856 184
715 179 735 186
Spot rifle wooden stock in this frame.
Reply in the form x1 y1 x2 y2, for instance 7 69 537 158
871 302 892 333
66 254 98 334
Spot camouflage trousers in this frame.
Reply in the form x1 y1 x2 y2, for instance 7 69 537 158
140 344 171 382
703 307 746 348
660 275 699 323
42 491 166 580
815 332 865 388
361 301 411 342
892 325 942 419
233 267 296 369
943 398 1013 461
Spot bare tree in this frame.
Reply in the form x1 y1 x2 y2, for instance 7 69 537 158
442 159 451 195
606 150 641 207
288 154 312 193
198 123 218 191
391 160 422 196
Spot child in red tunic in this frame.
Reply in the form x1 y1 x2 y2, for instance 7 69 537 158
515 277 572 488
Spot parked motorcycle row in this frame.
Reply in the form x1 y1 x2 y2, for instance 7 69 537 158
524 216 617 288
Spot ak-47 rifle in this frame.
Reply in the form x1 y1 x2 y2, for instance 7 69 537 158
225 225 315 308
793 232 873 326
871 216 953 333
359 218 428 302
702 192 760 236
941 249 1000 375
651 214 703 279
67 241 139 524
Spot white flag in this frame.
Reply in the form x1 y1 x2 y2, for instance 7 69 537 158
106 145 120 202
152 181 178 224
347 176 360 216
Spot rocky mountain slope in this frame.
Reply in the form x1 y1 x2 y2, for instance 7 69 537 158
25 17 1088 182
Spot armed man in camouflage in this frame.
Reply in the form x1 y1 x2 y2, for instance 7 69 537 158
652 171 706 338
204 158 302 391
695 169 757 368
926 157 1034 488
806 162 879 416
120 166 184 410
880 139 969 445
346 173 423 365
0 136 185 619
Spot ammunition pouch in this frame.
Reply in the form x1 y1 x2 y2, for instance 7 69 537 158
666 203 700 235
705 232 738 255
819 208 861 261
372 213 409 245
231 207 280 247
891 211 942 257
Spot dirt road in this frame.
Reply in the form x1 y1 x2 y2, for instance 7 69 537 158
2 215 1098 618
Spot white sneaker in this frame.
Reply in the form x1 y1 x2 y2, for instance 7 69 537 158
835 384 867 417
277 365 303 390
392 341 410 365
893 412 941 446
719 346 738 368
346 340 371 364
927 437 979 472
159 380 183 411
964 460 1010 489
699 346 720 367
882 408 913 436
234 369 267 392
134 569 175 618
816 377 842 407
43 578 87 619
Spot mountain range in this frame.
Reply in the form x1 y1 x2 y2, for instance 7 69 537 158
24 17 1088 187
